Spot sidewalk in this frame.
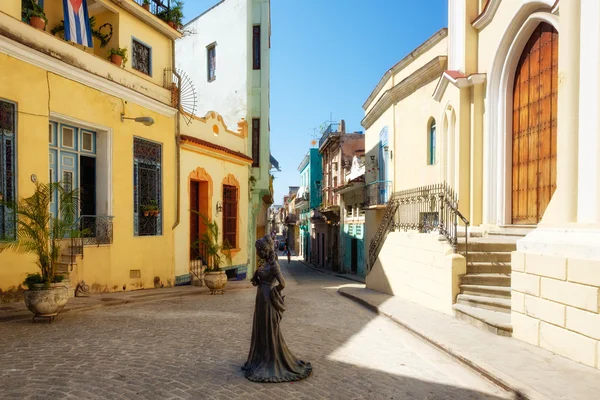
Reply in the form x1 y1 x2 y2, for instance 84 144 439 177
0 280 253 323
297 258 365 284
339 286 600 400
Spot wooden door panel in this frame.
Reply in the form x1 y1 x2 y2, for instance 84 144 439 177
512 22 558 224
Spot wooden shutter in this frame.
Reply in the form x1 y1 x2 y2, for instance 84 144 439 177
512 22 558 224
253 25 261 70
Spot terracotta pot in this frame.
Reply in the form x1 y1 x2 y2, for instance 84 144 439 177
204 271 227 295
110 54 123 66
23 283 69 317
168 21 175 28
142 4 150 11
143 211 150 217
152 210 159 217
29 16 46 31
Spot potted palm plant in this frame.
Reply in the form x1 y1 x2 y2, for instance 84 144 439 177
142 0 151 12
0 182 80 320
195 215 232 295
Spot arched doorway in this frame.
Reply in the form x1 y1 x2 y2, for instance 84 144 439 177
511 22 558 224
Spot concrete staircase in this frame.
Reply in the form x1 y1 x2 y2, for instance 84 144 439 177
453 237 518 336
56 242 83 298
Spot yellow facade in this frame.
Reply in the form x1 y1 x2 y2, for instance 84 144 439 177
174 112 251 283
0 0 180 294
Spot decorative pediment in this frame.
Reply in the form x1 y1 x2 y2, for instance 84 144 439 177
432 70 486 102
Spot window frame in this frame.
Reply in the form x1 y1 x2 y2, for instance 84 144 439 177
0 99 17 241
131 36 153 77
222 184 238 249
252 118 260 167
253 25 261 70
133 137 163 237
207 43 217 82
428 119 437 165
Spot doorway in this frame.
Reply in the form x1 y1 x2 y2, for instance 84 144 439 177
189 180 209 262
351 238 358 274
511 22 558 224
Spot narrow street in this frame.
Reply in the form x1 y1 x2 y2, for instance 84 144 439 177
0 259 510 400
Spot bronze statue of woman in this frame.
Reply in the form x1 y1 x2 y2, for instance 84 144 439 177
242 235 312 382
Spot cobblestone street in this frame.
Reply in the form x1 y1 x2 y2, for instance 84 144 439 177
0 259 510 400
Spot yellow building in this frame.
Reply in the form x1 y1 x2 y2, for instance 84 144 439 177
174 112 252 284
364 0 600 370
0 0 181 296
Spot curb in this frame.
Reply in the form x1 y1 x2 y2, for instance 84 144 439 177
0 283 253 323
298 260 365 284
338 289 540 400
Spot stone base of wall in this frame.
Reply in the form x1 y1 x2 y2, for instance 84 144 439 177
366 231 466 315
512 229 600 370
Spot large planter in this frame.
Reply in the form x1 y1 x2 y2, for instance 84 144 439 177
29 17 46 30
204 271 227 295
23 283 69 320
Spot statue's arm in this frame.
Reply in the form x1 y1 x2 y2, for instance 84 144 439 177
274 262 286 292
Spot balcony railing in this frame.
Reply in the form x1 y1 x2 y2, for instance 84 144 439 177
319 123 341 148
285 215 298 225
79 215 114 246
133 0 172 19
364 181 392 207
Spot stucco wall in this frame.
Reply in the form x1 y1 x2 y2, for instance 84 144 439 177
0 54 176 293
367 231 466 316
176 0 248 129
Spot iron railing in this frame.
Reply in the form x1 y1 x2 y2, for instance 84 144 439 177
133 0 171 18
368 182 470 270
285 214 298 224
80 215 114 246
364 180 392 207
319 123 341 148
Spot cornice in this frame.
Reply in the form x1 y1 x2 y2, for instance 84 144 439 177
363 28 448 111
473 0 559 30
433 71 487 102
362 56 448 130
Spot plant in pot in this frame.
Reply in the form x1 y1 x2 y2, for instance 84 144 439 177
171 0 184 30
24 0 48 31
194 214 232 295
108 47 127 67
0 182 80 320
142 0 151 11
141 200 159 217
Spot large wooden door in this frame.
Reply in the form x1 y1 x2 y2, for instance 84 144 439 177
190 181 200 260
512 22 558 224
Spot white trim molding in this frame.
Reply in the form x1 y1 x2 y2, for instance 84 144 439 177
473 0 558 30
362 56 448 130
432 71 486 102
484 7 559 226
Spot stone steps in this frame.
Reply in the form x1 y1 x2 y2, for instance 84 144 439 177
467 262 511 274
456 294 511 313
461 273 511 287
459 284 512 299
453 304 513 336
467 252 512 263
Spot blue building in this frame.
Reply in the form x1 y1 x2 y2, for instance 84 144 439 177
296 148 322 261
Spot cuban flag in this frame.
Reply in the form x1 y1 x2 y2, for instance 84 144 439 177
62 0 93 48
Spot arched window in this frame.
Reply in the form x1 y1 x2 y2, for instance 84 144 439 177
428 119 436 165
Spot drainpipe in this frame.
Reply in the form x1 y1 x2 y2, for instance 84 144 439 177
172 41 182 230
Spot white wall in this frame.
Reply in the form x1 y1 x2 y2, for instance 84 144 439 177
176 0 248 128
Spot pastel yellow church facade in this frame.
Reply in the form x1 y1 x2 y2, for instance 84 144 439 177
0 0 181 295
364 0 600 369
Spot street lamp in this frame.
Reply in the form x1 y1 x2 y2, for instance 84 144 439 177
121 113 155 126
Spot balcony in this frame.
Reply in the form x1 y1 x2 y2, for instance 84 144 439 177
79 215 114 246
318 123 341 148
285 214 298 225
364 181 392 207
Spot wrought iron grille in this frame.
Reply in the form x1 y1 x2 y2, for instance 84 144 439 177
0 100 16 241
364 180 392 207
319 123 341 148
80 215 114 246
132 39 151 75
134 138 162 236
223 185 237 248
133 0 171 18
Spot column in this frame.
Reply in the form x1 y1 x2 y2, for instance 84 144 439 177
541 0 580 224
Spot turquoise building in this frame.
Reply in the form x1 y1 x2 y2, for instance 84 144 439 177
296 148 322 261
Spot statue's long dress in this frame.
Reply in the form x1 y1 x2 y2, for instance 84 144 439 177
242 262 312 382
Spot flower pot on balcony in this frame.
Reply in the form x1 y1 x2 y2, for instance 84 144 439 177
110 54 123 66
168 21 175 28
29 16 46 31
143 211 150 217
142 4 150 11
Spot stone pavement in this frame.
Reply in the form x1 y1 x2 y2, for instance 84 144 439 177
339 286 600 400
0 258 510 400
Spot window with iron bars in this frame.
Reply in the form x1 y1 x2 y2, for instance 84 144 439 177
223 185 237 248
134 138 162 236
132 38 152 76
0 100 16 241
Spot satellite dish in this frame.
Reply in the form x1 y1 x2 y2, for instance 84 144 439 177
164 68 197 126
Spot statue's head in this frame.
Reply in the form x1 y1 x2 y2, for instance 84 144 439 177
255 235 276 263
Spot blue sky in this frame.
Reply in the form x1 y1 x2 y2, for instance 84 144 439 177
183 0 448 205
